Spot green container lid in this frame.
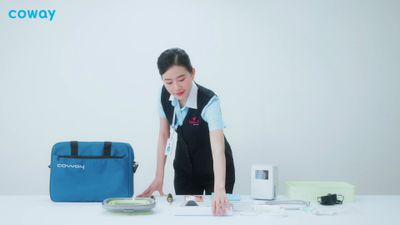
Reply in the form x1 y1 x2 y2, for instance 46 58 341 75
102 197 156 212
286 181 355 202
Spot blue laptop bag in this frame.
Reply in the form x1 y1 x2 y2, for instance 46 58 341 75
49 141 138 202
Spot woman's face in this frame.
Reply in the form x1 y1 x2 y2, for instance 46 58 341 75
162 65 195 102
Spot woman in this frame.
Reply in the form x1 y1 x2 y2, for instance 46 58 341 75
139 48 235 216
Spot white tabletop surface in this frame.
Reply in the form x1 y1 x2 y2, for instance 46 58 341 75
1 195 399 225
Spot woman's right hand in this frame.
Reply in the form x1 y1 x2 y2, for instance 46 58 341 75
137 178 165 197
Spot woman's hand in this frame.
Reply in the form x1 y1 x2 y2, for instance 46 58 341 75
209 129 230 216
137 177 165 197
212 189 231 216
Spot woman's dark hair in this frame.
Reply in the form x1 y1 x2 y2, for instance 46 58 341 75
157 48 193 75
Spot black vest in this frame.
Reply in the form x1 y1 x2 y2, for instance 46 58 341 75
161 84 235 181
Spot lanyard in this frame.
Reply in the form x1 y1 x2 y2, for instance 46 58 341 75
171 108 176 130
165 110 177 156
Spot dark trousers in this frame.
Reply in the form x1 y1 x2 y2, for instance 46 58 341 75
174 172 235 195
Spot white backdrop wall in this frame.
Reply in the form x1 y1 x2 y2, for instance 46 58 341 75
1 0 399 195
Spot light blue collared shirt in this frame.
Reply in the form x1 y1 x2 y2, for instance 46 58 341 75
159 82 226 131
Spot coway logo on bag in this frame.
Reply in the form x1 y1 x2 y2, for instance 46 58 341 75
57 163 85 170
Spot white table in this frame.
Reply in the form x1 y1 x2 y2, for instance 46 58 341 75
1 195 399 225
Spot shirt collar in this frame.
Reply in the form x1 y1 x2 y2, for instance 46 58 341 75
169 81 198 109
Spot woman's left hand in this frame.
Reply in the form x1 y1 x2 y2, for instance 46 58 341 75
212 190 231 216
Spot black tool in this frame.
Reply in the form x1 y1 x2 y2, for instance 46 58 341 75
317 193 344 205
